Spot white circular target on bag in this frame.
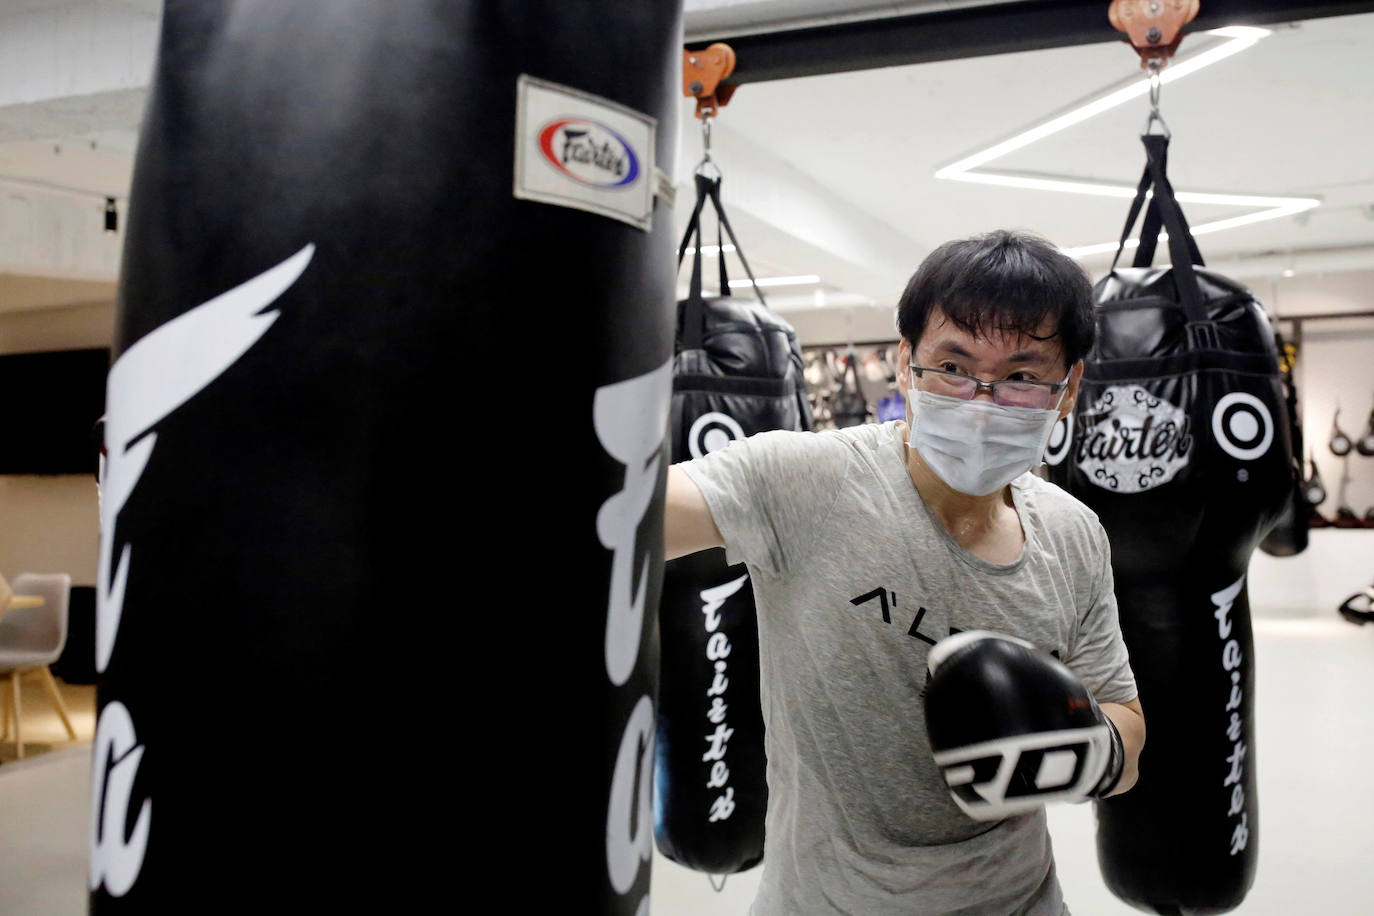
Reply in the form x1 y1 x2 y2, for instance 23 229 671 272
1044 414 1073 466
688 411 746 459
1211 392 1273 461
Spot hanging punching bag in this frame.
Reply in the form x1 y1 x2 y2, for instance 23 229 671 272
93 3 681 913
1328 409 1353 456
1259 331 1309 557
655 174 811 874
829 355 870 428
1046 134 1293 914
1356 404 1374 457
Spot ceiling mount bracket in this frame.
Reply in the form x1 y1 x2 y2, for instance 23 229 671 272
684 43 738 119
1109 0 1200 69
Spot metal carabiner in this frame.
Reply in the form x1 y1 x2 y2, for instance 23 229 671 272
1142 61 1171 137
695 114 722 178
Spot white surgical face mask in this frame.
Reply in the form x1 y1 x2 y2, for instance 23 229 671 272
907 389 1061 496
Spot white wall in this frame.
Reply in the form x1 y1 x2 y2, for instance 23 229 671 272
785 301 898 347
1249 529 1371 618
1268 271 1374 521
0 475 99 588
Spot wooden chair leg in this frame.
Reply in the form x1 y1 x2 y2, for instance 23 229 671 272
11 671 22 759
1 679 9 741
37 667 77 741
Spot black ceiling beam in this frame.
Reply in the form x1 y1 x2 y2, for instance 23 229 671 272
687 0 1374 84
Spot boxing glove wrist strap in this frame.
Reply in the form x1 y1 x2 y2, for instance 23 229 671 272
1090 712 1126 799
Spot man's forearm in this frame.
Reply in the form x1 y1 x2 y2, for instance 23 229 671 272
1101 701 1146 797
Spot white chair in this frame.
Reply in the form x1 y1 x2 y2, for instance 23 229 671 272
0 573 77 759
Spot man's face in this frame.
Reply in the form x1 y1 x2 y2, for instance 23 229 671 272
896 307 1083 421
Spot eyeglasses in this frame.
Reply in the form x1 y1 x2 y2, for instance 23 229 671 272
909 363 1069 410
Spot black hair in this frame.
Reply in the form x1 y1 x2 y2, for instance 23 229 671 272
895 229 1095 367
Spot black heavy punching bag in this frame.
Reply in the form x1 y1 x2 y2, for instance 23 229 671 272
1258 330 1309 556
1046 135 1293 914
655 174 811 874
93 3 680 913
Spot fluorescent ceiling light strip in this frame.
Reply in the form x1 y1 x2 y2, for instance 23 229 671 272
935 26 1320 256
1173 190 1313 209
942 172 1144 198
935 29 1267 179
729 275 820 288
945 172 1318 211
1061 200 1320 258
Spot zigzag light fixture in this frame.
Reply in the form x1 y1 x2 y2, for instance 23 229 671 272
934 26 1320 259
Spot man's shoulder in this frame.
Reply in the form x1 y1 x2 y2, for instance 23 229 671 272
818 419 904 460
1017 474 1108 544
743 422 893 462
695 428 855 490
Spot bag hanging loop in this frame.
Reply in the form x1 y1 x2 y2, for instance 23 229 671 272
1109 133 1213 335
675 172 771 352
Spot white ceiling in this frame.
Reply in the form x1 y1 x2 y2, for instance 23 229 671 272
680 11 1374 312
2 1 1372 323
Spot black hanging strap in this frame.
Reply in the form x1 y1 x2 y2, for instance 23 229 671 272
677 175 713 350
677 172 712 271
1110 164 1157 274
1131 142 1169 268
1111 136 1203 273
704 177 767 308
676 173 767 306
1132 140 1204 269
1109 134 1213 339
717 203 729 296
675 172 773 351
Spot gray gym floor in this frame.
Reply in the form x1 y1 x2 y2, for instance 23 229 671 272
1 532 1368 914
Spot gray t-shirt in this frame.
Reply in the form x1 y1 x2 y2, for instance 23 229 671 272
679 420 1137 916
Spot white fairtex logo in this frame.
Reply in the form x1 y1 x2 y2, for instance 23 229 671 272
1211 574 1250 856
90 245 314 897
595 358 672 909
1076 384 1193 493
700 574 748 823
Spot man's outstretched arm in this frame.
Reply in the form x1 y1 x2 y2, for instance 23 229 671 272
664 464 723 561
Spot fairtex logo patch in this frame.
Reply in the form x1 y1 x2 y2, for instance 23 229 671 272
538 119 640 188
515 76 656 230
1075 384 1193 493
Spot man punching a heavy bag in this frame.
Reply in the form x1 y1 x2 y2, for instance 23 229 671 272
665 230 1145 915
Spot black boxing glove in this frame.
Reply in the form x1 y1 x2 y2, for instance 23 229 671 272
923 630 1124 821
